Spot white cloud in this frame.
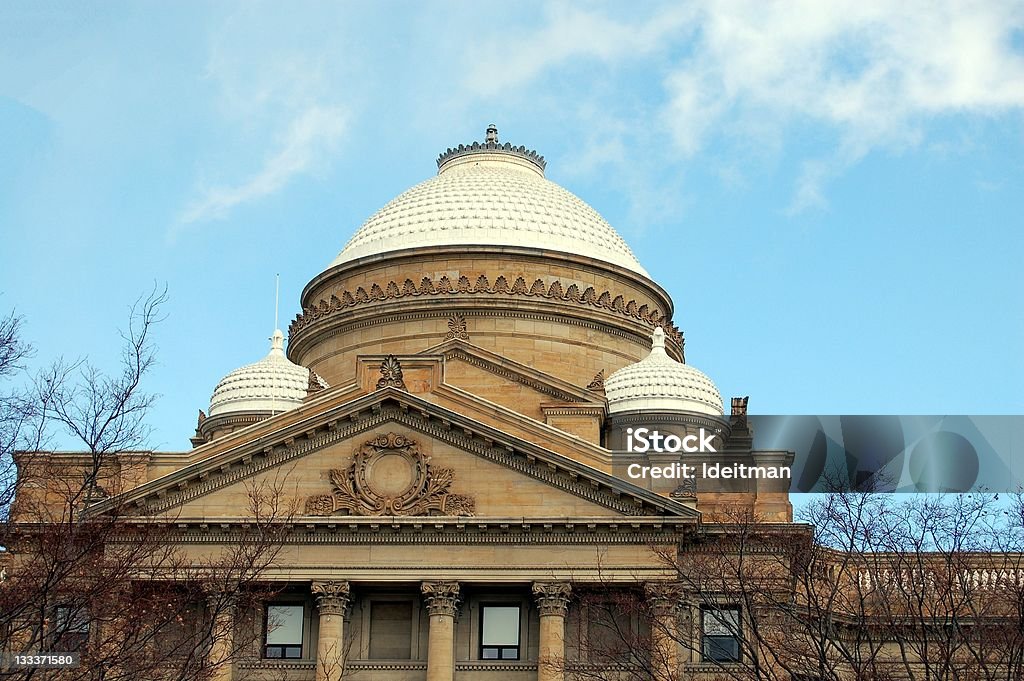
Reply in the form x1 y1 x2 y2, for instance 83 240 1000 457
180 105 345 224
176 7 353 229
463 3 696 96
662 0 1024 209
462 1 1024 212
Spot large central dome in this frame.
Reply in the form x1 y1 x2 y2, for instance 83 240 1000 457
328 126 649 276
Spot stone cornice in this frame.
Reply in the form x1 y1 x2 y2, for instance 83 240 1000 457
437 140 546 172
300 245 676 316
540 405 606 418
81 390 697 519
103 516 693 545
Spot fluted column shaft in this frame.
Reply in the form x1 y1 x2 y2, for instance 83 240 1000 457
312 581 351 681
203 587 237 681
533 582 571 681
421 581 460 681
645 583 681 681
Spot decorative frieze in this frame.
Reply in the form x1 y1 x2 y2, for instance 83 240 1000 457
437 137 546 172
421 580 461 617
304 432 476 517
532 581 572 617
311 580 351 617
288 273 682 347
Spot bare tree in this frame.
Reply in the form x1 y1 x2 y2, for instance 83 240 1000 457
562 492 1024 681
0 289 295 681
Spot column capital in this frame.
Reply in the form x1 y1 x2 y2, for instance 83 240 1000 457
199 582 238 613
421 581 461 618
644 581 683 617
312 580 351 617
532 582 572 617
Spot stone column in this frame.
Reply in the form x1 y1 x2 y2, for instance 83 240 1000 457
532 582 571 681
644 583 681 681
312 580 351 681
421 581 461 681
203 586 237 681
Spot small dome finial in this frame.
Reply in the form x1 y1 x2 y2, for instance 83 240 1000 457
485 124 498 144
270 329 285 355
651 326 667 355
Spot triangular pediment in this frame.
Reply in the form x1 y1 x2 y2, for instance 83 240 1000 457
86 389 697 522
425 339 604 408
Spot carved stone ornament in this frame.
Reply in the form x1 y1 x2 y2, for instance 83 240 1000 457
376 355 407 390
444 313 470 341
532 582 572 617
670 477 697 500
197 409 207 426
289 274 684 349
304 432 476 517
312 580 351 616
307 369 328 395
644 582 683 617
421 581 461 618
586 369 605 393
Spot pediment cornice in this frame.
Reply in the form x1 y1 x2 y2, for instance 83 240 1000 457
84 390 697 520
425 338 607 404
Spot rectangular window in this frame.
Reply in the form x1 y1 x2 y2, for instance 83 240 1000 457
587 601 634 663
264 604 304 659
480 605 520 660
368 601 413 659
52 606 90 652
701 607 740 663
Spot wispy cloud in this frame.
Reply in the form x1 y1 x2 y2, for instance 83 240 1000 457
664 1 1024 209
461 1 1024 213
175 7 352 231
180 105 345 224
463 4 695 96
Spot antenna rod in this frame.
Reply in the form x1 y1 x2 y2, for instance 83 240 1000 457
272 273 280 415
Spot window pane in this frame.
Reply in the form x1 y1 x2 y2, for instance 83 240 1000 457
703 608 739 636
266 605 304 645
369 601 413 659
482 606 519 646
55 607 90 633
704 636 740 662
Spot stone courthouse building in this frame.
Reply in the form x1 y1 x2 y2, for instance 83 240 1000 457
10 127 802 680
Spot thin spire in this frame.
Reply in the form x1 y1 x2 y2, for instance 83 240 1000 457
274 273 280 332
272 273 281 415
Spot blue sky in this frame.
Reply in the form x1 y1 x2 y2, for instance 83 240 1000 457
1 2 1022 453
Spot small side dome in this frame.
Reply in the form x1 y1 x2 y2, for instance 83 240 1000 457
605 327 724 416
208 330 314 416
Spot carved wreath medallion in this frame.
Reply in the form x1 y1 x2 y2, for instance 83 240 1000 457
305 432 476 517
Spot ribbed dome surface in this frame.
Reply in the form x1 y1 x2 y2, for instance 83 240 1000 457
209 330 312 417
605 328 724 416
329 150 648 276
